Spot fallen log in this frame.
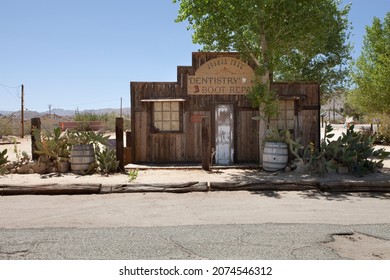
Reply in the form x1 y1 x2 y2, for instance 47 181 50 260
0 184 101 196
102 182 208 193
319 180 390 192
210 181 318 191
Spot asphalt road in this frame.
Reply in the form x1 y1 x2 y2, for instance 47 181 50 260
0 191 389 260
1 224 390 260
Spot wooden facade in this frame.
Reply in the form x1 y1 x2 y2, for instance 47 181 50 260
130 52 320 165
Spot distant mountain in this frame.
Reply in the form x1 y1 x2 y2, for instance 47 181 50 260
0 107 131 119
0 110 14 116
7 110 41 120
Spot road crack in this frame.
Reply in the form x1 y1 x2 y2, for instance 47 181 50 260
0 241 40 259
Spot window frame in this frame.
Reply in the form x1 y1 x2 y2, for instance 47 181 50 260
152 101 183 133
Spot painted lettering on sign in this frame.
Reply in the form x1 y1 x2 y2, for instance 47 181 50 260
187 57 255 95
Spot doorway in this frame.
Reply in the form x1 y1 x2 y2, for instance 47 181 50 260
215 104 234 165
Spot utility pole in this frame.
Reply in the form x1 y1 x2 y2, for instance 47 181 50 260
21 84 24 138
48 104 52 117
120 97 123 118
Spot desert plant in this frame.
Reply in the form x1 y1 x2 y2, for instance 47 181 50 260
304 124 342 175
75 111 111 122
33 127 70 161
13 140 30 164
67 130 109 148
0 149 8 175
265 128 303 160
304 124 390 176
128 169 138 182
32 127 71 173
0 117 13 136
377 114 390 145
95 147 119 175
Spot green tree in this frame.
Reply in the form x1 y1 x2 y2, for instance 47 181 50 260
174 0 351 99
174 0 351 162
348 12 390 114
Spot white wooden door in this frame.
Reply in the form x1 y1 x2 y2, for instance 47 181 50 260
215 104 234 165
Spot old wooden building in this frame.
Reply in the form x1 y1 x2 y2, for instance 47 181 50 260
130 52 320 165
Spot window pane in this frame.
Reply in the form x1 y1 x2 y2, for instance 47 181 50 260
155 121 163 131
154 102 162 111
163 112 171 121
286 109 295 119
162 122 171 131
286 100 294 110
163 102 171 111
171 121 180 131
287 120 295 129
171 112 179 121
171 102 179 111
154 111 162 121
278 120 286 129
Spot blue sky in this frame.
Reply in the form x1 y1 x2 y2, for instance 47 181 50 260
0 0 389 112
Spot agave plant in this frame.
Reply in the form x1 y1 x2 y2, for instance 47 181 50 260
33 127 70 161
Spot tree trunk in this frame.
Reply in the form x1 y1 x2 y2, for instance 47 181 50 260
258 33 271 167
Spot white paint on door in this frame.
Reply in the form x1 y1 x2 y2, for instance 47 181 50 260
215 104 234 165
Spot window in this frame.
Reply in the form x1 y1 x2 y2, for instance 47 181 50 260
153 101 180 132
269 100 295 130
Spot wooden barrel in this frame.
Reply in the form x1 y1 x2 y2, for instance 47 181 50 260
263 142 288 172
70 144 95 173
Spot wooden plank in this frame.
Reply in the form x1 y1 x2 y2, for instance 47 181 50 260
210 180 317 191
31 117 41 161
107 182 208 193
237 111 245 162
115 117 124 172
134 113 141 161
1 184 101 195
201 118 210 171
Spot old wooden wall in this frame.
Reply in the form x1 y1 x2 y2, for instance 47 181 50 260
130 52 320 164
272 83 320 149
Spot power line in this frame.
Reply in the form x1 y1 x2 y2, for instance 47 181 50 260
0 82 20 89
0 83 21 111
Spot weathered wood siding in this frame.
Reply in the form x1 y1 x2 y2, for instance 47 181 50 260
130 52 320 164
272 83 320 149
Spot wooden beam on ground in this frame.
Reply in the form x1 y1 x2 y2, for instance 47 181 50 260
0 184 101 195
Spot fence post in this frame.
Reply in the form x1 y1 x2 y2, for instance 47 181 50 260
115 117 124 172
201 118 210 171
31 118 41 161
124 131 132 164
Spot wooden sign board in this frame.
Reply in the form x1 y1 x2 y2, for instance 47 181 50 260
187 57 255 95
191 114 207 123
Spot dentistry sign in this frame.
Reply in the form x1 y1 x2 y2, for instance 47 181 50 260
187 57 255 95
